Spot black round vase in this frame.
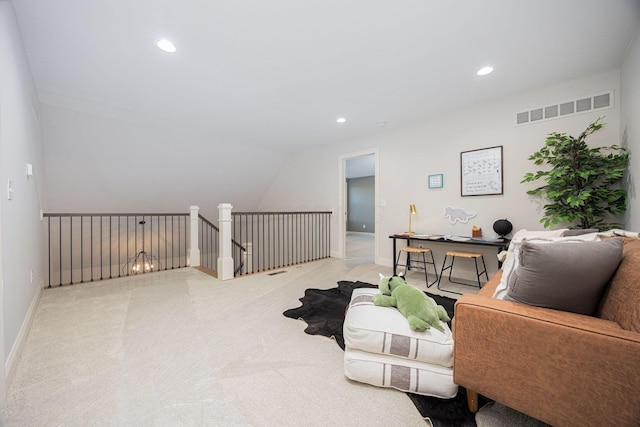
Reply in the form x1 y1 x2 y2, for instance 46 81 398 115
493 219 513 237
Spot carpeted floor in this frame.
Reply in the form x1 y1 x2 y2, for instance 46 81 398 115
476 402 551 427
5 255 548 426
4 259 433 426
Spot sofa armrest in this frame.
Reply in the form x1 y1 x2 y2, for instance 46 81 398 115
453 294 640 427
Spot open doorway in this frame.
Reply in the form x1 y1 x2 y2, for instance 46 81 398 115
0 175 5 403
338 149 379 265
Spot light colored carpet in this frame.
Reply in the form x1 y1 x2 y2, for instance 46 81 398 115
2 258 434 426
476 402 552 427
1 239 544 426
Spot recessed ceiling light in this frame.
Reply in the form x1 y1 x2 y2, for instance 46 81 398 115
336 117 346 123
156 39 176 53
477 66 494 76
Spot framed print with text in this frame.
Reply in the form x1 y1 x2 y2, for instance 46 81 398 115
460 146 503 196
428 173 443 189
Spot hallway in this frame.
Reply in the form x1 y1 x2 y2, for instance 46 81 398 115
345 232 374 266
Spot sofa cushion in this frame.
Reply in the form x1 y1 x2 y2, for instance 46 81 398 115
597 238 640 332
562 228 599 236
505 238 623 316
344 288 453 367
343 348 458 398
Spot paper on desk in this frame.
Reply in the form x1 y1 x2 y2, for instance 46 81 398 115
412 234 445 239
470 237 504 243
445 235 471 242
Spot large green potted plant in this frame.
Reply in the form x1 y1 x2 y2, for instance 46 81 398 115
522 117 629 230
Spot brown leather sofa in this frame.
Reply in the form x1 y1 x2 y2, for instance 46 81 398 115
452 237 640 427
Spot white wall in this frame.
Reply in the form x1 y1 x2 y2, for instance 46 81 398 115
622 25 640 231
259 70 624 276
42 104 292 220
0 1 46 392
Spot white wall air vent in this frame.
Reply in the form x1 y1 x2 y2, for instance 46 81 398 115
516 91 613 125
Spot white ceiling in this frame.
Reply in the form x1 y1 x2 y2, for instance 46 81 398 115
11 0 640 153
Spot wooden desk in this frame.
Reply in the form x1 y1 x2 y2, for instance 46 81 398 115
390 234 510 276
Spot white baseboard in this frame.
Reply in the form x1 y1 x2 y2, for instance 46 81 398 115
376 257 393 268
5 285 42 389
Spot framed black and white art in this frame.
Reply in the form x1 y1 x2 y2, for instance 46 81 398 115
460 146 503 196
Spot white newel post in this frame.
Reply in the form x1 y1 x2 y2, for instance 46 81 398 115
217 203 234 280
189 205 201 267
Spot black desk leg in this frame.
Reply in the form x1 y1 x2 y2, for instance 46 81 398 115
392 238 397 275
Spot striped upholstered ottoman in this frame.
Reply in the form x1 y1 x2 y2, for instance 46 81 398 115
343 288 457 399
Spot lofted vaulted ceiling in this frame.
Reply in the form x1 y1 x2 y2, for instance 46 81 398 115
11 0 640 153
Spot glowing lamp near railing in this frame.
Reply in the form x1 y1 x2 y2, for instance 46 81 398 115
123 220 161 275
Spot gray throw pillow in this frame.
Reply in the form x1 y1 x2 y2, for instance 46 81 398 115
562 228 599 236
505 238 623 315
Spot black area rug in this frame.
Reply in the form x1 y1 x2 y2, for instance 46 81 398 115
283 280 486 427
283 281 378 349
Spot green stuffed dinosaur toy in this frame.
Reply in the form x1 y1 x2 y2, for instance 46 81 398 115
373 274 451 332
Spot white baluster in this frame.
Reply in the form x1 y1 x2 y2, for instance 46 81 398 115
189 205 200 267
217 203 234 280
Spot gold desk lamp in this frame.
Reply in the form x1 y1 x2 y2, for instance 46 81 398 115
407 204 417 235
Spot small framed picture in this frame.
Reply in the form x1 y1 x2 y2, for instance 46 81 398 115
428 173 444 189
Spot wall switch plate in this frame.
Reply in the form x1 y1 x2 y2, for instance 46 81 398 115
7 179 14 200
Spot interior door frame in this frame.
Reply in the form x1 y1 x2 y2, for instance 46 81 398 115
337 148 379 262
0 108 5 403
